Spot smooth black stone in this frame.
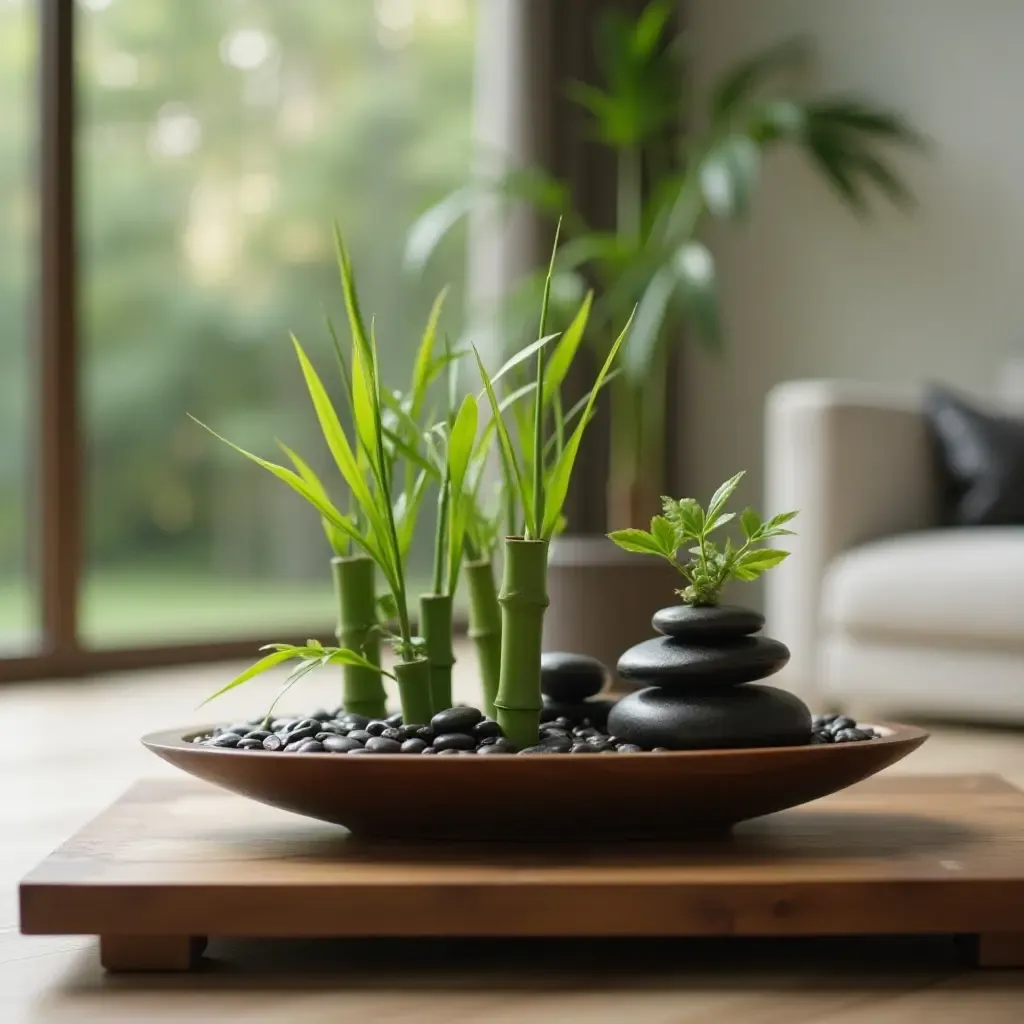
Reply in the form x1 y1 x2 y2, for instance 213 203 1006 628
316 723 344 736
347 748 372 755
540 652 608 702
364 737 402 753
537 735 572 752
420 747 438 755
812 714 840 728
484 738 517 753
617 635 790 689
433 732 476 752
431 706 484 734
236 739 265 750
573 726 602 740
347 729 372 743
262 735 285 752
607 683 812 750
323 736 364 753
283 739 306 752
284 723 319 743
366 721 388 736
414 726 436 744
570 743 597 754
587 740 616 752
436 748 463 756
225 722 253 736
652 747 670 753
833 728 867 743
243 729 272 741
812 729 834 743
810 734 832 745
652 604 764 641
296 739 325 753
472 719 503 740
400 738 427 754
342 713 371 729
385 713 404 727
309 708 331 722
538 724 570 738
540 698 616 730
518 745 568 754
380 727 402 741
478 743 513 755
828 716 857 733
210 733 240 748
615 743 643 753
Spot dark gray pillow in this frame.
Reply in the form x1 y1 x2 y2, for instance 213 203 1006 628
925 386 1024 526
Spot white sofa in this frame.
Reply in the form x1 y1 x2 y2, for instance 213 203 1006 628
764 380 1024 723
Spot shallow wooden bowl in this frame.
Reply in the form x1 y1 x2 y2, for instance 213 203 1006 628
142 723 928 840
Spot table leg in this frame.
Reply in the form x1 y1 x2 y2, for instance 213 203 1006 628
977 933 1024 968
100 935 207 972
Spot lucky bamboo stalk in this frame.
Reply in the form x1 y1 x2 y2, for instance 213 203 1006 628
332 554 387 719
493 538 548 749
419 592 454 716
465 557 501 719
394 658 434 728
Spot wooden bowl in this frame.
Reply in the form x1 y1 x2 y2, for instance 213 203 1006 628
142 723 928 840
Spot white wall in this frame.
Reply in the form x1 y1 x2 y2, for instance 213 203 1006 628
681 0 1024 510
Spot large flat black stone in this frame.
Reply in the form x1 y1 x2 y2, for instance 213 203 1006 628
607 684 811 750
652 604 764 641
617 635 790 690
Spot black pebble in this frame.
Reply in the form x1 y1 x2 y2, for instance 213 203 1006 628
414 726 436 744
316 723 344 736
478 743 512 755
431 706 484 734
519 745 568 754
380 727 402 741
225 722 252 735
421 747 438 755
484 738 517 753
385 712 404 727
364 737 402 753
342 713 371 729
296 739 325 753
436 748 463 756
210 733 240 748
285 722 319 743
309 708 331 722
433 732 476 752
347 748 373 755
262 735 285 751
570 743 597 754
472 719 503 740
616 743 643 753
243 729 272 741
348 729 372 743
588 740 616 752
400 738 427 754
540 651 608 702
236 738 265 750
366 721 387 736
829 716 857 732
323 736 364 753
573 726 601 740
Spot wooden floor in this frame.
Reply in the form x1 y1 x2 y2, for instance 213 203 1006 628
5 651 1024 1022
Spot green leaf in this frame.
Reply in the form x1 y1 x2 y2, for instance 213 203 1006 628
705 511 735 534
473 345 534 537
732 547 790 580
632 0 675 57
700 135 761 218
404 186 475 273
740 507 762 540
710 37 807 120
607 528 663 556
542 309 634 538
446 394 479 589
707 470 745 524
482 332 560 392
376 592 399 623
325 647 396 679
263 658 325 721
765 509 799 530
676 498 705 538
650 515 678 556
410 287 448 418
395 468 430 561
541 290 593 408
198 648 300 708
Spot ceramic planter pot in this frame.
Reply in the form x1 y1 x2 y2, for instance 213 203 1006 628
543 535 678 689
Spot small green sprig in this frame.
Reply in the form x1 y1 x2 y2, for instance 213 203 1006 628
607 470 797 605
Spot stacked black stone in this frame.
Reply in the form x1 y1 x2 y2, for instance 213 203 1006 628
606 605 813 750
539 652 615 728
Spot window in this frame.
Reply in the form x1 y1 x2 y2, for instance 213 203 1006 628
74 0 475 647
0 0 38 656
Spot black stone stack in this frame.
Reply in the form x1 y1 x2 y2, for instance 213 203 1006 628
539 652 615 728
607 605 813 750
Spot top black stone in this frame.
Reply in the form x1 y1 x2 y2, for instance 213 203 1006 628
540 651 608 702
652 604 765 641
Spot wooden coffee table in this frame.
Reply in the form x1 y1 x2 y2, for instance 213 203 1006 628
19 773 1024 972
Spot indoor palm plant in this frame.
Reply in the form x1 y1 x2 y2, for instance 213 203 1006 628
406 0 921 668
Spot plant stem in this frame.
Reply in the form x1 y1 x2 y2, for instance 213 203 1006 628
464 557 501 719
432 467 450 597
419 593 454 715
617 145 643 245
331 555 387 719
494 538 548 749
394 658 434 727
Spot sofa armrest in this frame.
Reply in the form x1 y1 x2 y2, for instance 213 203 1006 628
763 380 938 704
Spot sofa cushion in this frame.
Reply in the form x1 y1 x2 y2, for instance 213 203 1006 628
821 527 1024 650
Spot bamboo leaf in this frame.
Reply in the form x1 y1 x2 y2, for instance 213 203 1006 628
479 332 560 394
198 648 300 708
473 345 534 537
410 287 448 417
404 186 476 273
446 394 479 590
541 290 593 408
396 468 430 561
324 647 397 679
263 658 324 721
541 309 635 538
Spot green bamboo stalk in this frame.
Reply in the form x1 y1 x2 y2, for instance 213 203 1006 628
394 658 434 727
419 593 454 715
494 538 548 748
465 557 501 720
331 555 387 719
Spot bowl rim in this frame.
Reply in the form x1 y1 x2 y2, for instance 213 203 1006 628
142 721 929 759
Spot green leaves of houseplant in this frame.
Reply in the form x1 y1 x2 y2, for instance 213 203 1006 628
608 470 798 605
